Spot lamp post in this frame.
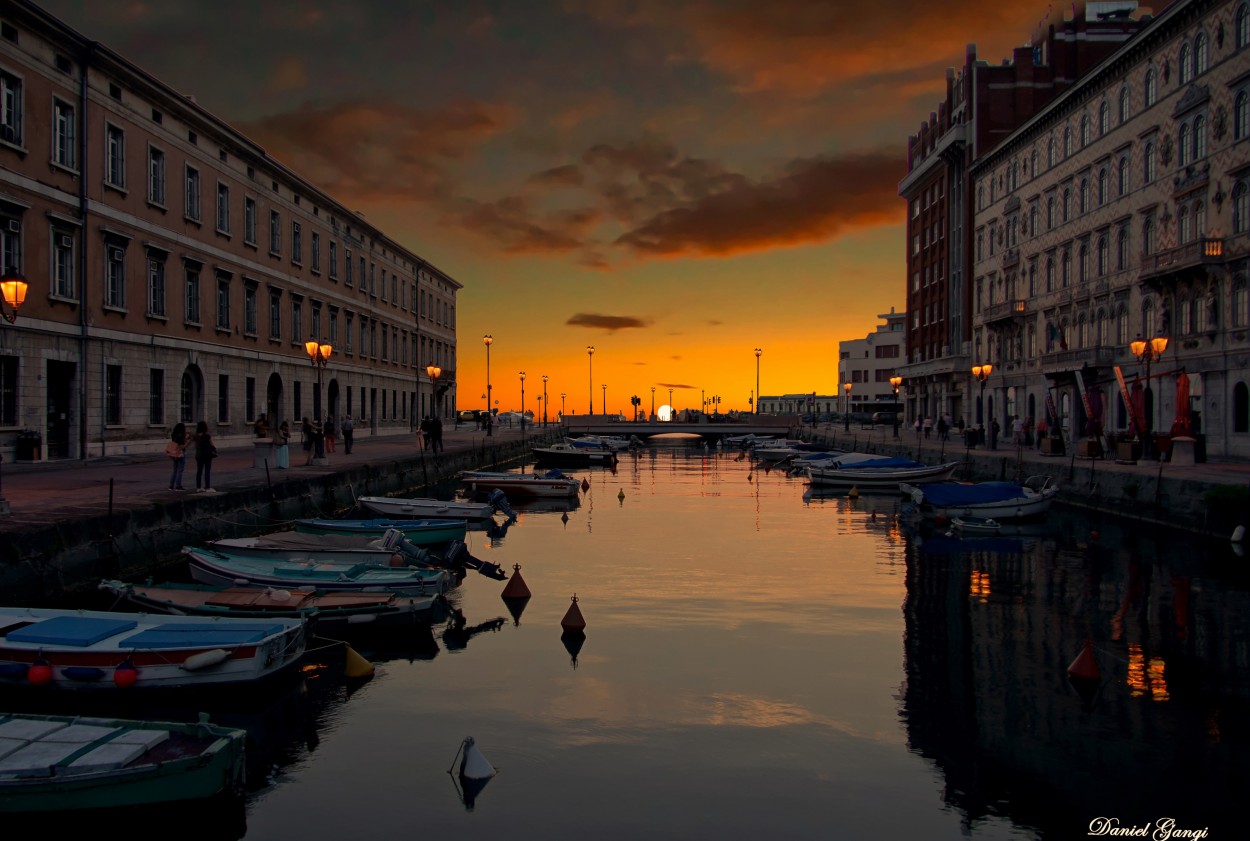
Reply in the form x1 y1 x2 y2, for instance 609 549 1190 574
754 348 762 416
587 346 595 416
668 388 673 421
602 383 607 416
541 375 548 427
972 363 993 445
561 392 566 420
426 364 442 422
483 334 493 418
890 375 903 438
519 371 526 431
1131 334 1169 460
1 269 29 324
305 337 333 464
843 382 852 431
650 386 655 421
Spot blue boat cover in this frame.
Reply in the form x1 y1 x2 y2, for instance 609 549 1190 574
920 483 1026 506
836 457 927 470
120 622 287 648
273 562 368 579
7 616 139 647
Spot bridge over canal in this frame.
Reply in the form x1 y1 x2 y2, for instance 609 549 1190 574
562 417 799 444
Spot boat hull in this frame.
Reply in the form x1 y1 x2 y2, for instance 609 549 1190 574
294 518 467 544
903 479 1059 521
184 548 451 595
357 496 497 520
807 462 959 489
460 471 581 499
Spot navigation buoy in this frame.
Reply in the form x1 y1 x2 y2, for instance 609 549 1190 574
501 564 532 599
113 659 138 688
581 477 590 492
1066 638 1101 682
849 485 860 499
618 488 625 502
343 645 374 679
458 737 496 780
561 594 587 632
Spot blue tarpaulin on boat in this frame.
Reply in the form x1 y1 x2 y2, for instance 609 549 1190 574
120 623 287 648
837 457 927 469
8 616 139 647
920 483 1026 506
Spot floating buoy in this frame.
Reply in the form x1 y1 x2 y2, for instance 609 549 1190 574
849 485 860 499
1066 638 1101 682
618 488 625 501
28 659 53 686
581 477 590 492
458 736 496 780
561 594 587 632
561 511 569 525
113 659 138 689
1232 525 1246 543
1090 530 1100 542
343 645 375 679
501 564 532 599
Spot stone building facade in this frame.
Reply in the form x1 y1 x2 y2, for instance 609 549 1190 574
0 0 459 461
970 0 1250 458
838 307 907 416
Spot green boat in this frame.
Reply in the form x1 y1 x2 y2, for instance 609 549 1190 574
0 712 245 812
294 517 467 545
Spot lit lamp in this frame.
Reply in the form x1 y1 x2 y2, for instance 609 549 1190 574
541 374 548 427
972 363 993 440
427 364 442 421
843 381 852 431
519 371 526 432
1 269 29 323
1130 334 1168 459
561 392 566 420
650 386 656 421
305 337 333 464
483 334 493 417
587 346 595 415
754 348 762 417
602 383 607 416
890 375 903 438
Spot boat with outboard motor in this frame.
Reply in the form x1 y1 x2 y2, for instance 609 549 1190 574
183 546 454 595
294 517 467 544
806 457 959 490
357 488 515 521
532 442 618 467
902 475 1059 521
460 469 582 498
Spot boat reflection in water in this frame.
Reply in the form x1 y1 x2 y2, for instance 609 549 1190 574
901 511 1248 836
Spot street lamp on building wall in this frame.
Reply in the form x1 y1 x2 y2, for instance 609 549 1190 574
971 363 993 430
587 346 595 416
1130 334 1168 459
754 348 762 416
1 269 29 324
890 375 903 438
843 382 852 431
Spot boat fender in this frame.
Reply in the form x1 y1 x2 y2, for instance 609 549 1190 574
28 658 53 685
114 659 138 688
390 553 406 567
1233 525 1246 544
181 648 231 671
62 666 107 681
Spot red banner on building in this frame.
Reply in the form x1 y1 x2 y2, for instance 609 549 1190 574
1113 365 1142 437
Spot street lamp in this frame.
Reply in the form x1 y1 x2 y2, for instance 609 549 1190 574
668 388 673 420
602 383 607 416
426 364 442 421
971 363 993 444
1130 334 1169 459
1 269 29 324
843 382 852 431
650 386 655 421
754 348 762 416
519 371 526 431
483 334 493 417
305 337 333 464
541 375 549 426
890 375 903 438
587 346 595 416
561 392 566 420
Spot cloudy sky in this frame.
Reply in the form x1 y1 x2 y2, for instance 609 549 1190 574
43 0 1056 414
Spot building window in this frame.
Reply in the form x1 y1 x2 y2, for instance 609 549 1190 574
184 264 201 324
291 221 302 264
1232 278 1247 327
218 373 229 424
52 98 75 169
1096 236 1108 276
216 182 230 233
1179 205 1191 244
1118 156 1130 196
360 257 366 293
1193 115 1207 160
149 368 164 425
1179 43 1192 85
215 275 230 329
246 376 256 421
1194 200 1206 240
147 146 165 205
1118 86 1130 123
311 232 320 273
244 283 257 335
1097 169 1107 206
269 291 281 337
52 229 75 299
1144 142 1156 183
1144 68 1157 108
1098 102 1109 137
291 298 302 342
105 365 122 426
1143 215 1156 255
1235 382 1249 434
329 241 338 279
105 123 125 189
344 248 353 286
1234 182 1248 234
1194 32 1208 77
104 242 125 308
1238 4 1250 50
345 312 353 354
0 70 22 146
1117 228 1129 271
184 165 201 222
1079 179 1089 214
269 210 281 254
244 197 257 244
329 309 338 345
147 251 166 317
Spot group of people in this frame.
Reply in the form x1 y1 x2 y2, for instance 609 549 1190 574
419 415 444 452
163 421 218 493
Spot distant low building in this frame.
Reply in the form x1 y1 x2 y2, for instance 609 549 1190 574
837 308 907 418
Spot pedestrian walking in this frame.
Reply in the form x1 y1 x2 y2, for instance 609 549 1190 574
431 415 444 453
419 416 431 451
275 420 291 468
341 414 354 454
165 423 187 490
301 417 314 465
936 416 948 442
193 421 217 492
990 418 1001 450
323 415 336 453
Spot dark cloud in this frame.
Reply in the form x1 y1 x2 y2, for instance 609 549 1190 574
444 197 603 255
528 164 585 187
657 382 699 389
566 313 652 331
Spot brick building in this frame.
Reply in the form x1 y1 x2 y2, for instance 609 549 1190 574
0 0 459 461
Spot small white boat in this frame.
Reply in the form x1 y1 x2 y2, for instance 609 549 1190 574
460 469 582 499
0 606 306 691
903 475 1059 521
806 458 959 490
567 435 639 452
358 489 513 521
183 547 453 595
950 516 1001 534
532 442 618 467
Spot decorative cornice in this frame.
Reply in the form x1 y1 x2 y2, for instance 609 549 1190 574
1172 83 1211 117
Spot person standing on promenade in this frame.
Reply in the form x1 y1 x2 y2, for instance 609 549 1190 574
341 414 354 454
165 423 187 490
301 417 314 465
323 415 336 454
275 420 291 468
311 417 325 462
419 416 430 451
431 415 443 453
193 421 217 493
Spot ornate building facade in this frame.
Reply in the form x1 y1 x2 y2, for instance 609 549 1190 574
0 0 459 461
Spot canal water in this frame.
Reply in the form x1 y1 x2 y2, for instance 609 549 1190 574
7 440 1246 839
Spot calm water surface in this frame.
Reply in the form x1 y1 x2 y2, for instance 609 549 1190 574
15 441 1248 839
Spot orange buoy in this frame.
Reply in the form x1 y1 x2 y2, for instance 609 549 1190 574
1067 638 1101 682
561 594 586 633
113 659 138 688
28 659 53 686
501 564 532 599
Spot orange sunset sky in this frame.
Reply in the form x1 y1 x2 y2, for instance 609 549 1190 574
43 0 1070 414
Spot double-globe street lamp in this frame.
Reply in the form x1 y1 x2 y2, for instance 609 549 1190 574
587 346 595 416
483 334 493 421
602 383 607 416
519 371 526 431
972 363 993 445
843 382 852 431
1130 334 1169 459
890 375 903 438
305 337 333 464
426 365 442 422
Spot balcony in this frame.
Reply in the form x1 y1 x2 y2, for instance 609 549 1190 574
982 298 1028 326
1140 237 1225 285
1040 345 1119 374
1000 248 1020 270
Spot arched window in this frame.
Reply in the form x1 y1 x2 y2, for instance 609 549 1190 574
1179 204 1191 243
1080 114 1091 147
1193 115 1207 159
1119 86 1131 123
1099 102 1110 135
1237 92 1249 140
1194 200 1206 239
1031 148 1038 178
1097 236 1108 276
1233 277 1248 327
1143 215 1156 254
1079 178 1089 214
1047 196 1056 228
1143 298 1156 338
1062 249 1072 287
1030 206 1038 237
1063 126 1073 157
1234 382 1249 434
1117 227 1129 271
1179 43 1192 84
1046 257 1055 292
1077 315 1088 349
1179 297 1192 335
1144 142 1157 182
1098 168 1108 205
1117 306 1130 345
1063 188 1072 221
1079 243 1090 283
1118 156 1130 195
1234 181 1249 234
1239 4 1250 50
1179 123 1192 166
1144 68 1157 107
1194 32 1208 76
1047 137 1056 167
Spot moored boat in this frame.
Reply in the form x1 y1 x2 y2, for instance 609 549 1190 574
806 457 959 490
0 606 306 691
357 488 514 521
294 517 467 544
902 475 1059 521
0 712 246 812
183 547 453 595
460 469 582 499
532 442 618 467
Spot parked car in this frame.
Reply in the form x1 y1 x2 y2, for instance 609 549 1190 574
458 409 484 424
872 411 904 425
